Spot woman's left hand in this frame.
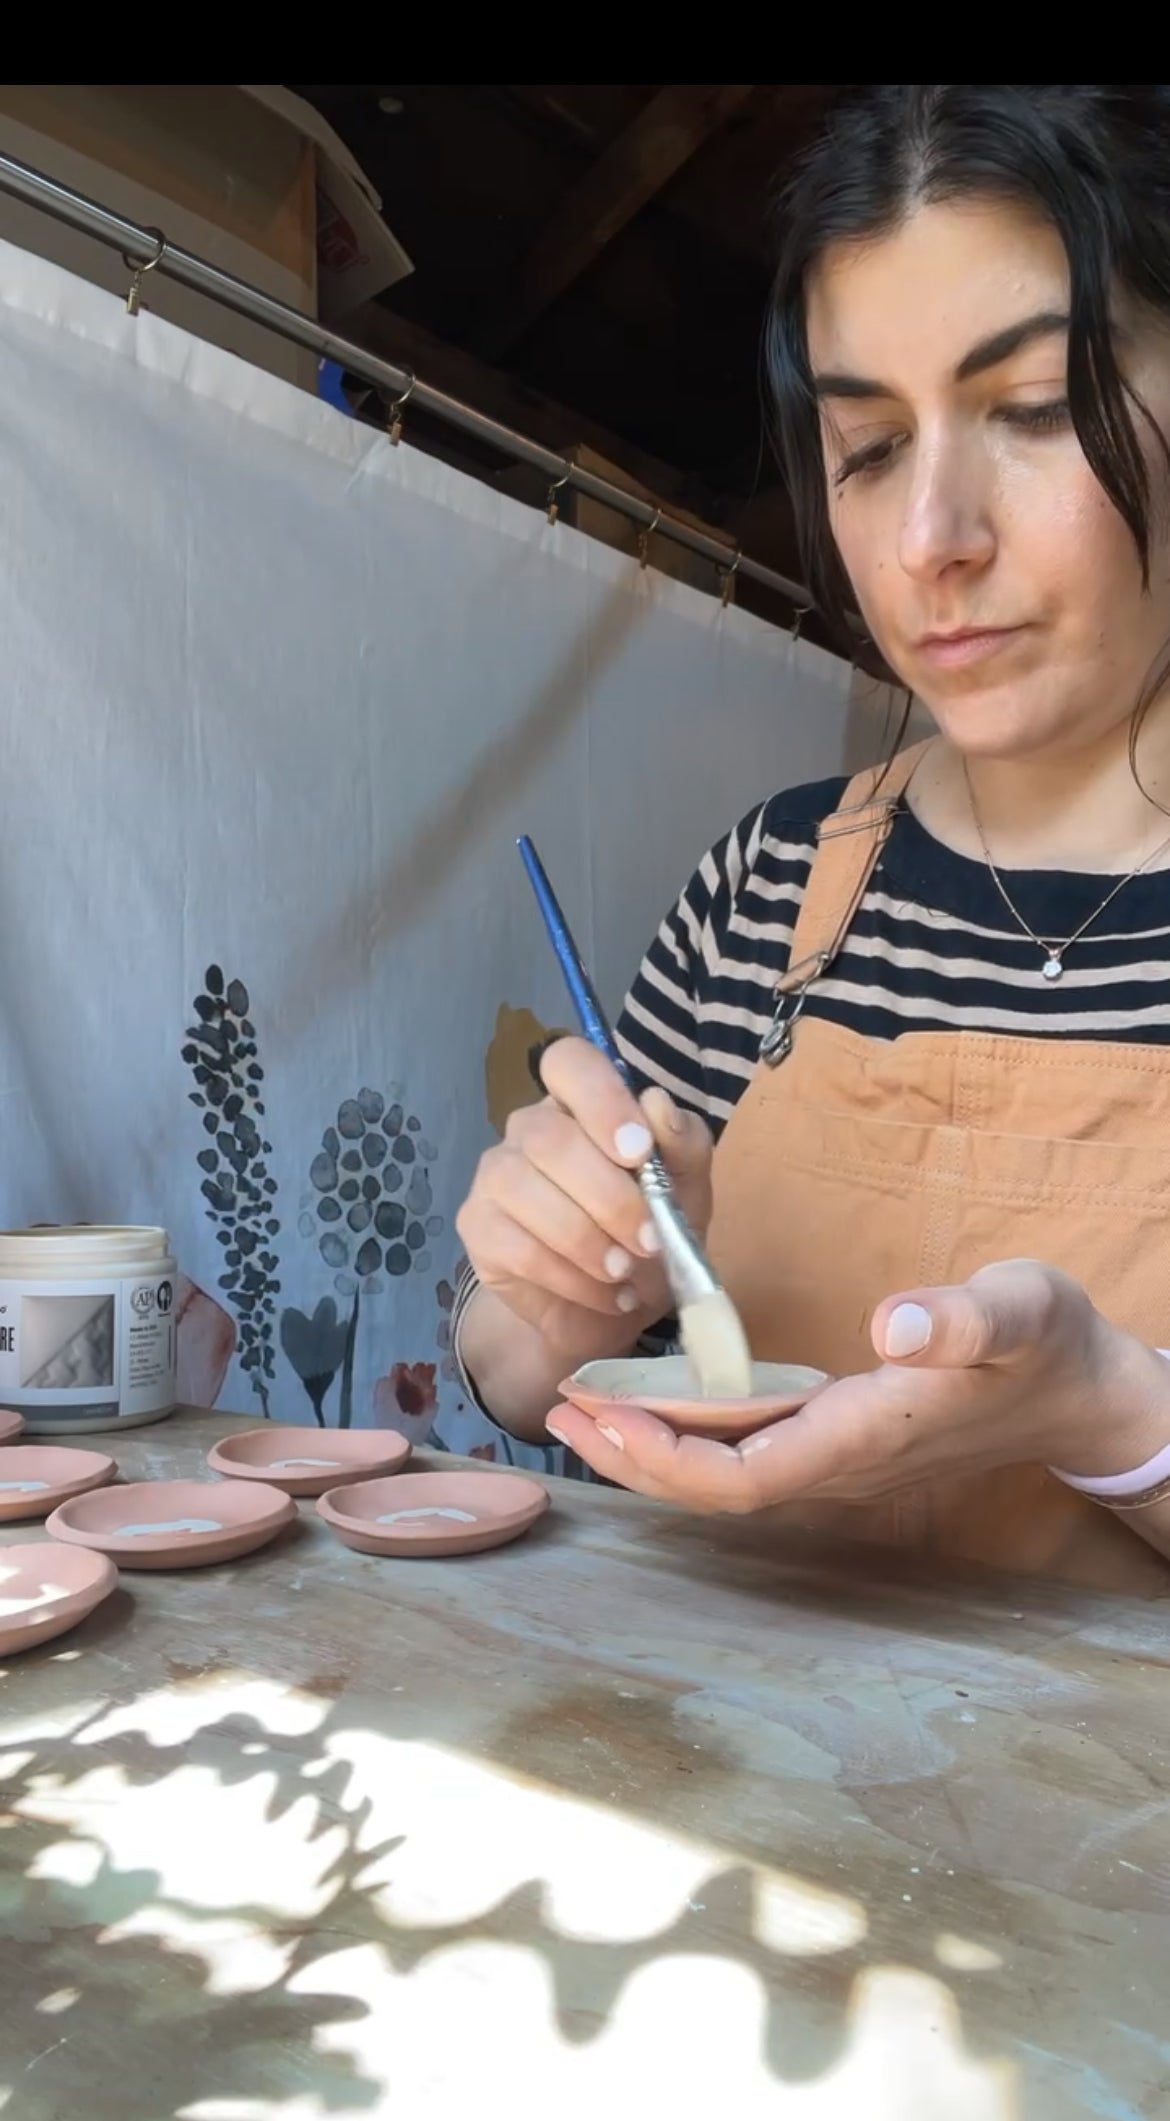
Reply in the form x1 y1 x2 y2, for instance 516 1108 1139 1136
546 1259 1170 1512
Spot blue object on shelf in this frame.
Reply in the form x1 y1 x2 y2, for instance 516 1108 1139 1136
317 359 353 415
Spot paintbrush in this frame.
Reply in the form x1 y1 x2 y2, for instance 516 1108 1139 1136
517 835 754 1400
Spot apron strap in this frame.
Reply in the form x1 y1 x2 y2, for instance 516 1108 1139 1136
777 738 932 997
759 736 931 1064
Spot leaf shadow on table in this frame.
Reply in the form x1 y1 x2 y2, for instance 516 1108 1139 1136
2 1705 386 2115
3 1540 1170 2120
0 1641 900 2116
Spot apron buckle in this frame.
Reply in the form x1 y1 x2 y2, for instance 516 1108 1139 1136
760 1012 797 1066
760 952 830 1067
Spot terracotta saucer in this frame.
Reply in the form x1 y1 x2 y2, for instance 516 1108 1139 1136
0 1409 25 1446
0 1541 118 1656
317 1469 549 1558
206 1424 411 1496
47 1477 295 1570
560 1353 831 1441
0 1445 117 1522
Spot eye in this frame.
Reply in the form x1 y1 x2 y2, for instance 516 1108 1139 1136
996 397 1070 435
832 433 907 487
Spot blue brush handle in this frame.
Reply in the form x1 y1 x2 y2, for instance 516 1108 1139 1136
517 833 721 1314
516 836 635 1089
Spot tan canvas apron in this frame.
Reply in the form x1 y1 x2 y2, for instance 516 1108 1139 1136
706 743 1170 1593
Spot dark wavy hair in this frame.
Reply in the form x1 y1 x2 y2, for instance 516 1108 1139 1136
766 85 1170 657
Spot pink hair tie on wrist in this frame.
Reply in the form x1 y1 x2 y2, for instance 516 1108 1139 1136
1050 1350 1170 1509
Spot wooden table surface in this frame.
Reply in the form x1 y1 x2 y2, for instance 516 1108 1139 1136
1 1407 1168 2121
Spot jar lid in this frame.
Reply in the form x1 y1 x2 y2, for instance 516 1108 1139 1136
0 1225 172 1272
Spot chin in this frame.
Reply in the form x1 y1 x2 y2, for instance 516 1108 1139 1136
930 716 1051 761
917 685 1069 762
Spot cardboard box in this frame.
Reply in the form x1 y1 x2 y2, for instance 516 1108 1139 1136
241 86 411 321
0 85 411 388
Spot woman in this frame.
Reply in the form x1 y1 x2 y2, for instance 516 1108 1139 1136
454 84 1170 1592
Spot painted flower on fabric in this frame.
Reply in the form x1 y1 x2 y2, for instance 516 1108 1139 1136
174 1273 237 1409
372 1360 439 1446
280 1298 350 1427
300 1086 443 1299
182 966 281 1415
484 1004 570 1137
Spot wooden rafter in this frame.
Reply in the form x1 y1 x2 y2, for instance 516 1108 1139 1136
483 82 755 358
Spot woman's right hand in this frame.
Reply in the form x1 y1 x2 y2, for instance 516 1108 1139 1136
456 1036 714 1357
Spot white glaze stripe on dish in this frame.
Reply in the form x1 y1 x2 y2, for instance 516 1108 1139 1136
269 1457 342 1470
115 1517 223 1537
374 1506 477 1526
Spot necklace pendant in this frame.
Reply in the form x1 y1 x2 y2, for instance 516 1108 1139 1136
1041 953 1064 982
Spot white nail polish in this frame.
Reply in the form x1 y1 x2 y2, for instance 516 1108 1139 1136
740 1433 772 1456
615 1121 653 1161
615 1287 640 1314
546 1425 570 1447
598 1424 625 1451
604 1244 634 1280
638 1220 661 1255
884 1302 933 1358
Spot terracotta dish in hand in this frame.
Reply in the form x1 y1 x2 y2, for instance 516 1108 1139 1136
0 1541 118 1656
47 1477 295 1569
318 1469 549 1558
0 1409 25 1445
0 1446 116 1522
560 1354 830 1441
206 1425 411 1496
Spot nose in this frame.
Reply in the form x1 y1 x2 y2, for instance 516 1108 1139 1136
898 429 996 584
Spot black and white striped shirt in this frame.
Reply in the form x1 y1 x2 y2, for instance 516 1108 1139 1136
453 773 1170 1443
617 772 1170 1127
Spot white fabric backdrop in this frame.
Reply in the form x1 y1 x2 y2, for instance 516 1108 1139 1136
0 238 862 1460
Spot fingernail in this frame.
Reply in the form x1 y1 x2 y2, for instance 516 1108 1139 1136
740 1433 772 1456
614 1121 653 1161
645 1087 684 1136
884 1302 933 1358
598 1424 625 1451
615 1286 641 1314
637 1220 661 1255
604 1244 634 1281
546 1424 570 1447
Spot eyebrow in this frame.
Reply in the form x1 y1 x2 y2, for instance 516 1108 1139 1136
812 308 1070 401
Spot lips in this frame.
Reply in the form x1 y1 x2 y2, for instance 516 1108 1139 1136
915 626 1024 670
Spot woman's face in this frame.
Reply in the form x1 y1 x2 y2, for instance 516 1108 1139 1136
806 197 1170 762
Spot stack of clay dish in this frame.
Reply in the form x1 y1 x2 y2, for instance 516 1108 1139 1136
47 1477 294 1569
0 1542 117 1656
0 1445 116 1523
0 1409 25 1445
318 1468 549 1558
206 1425 411 1497
560 1354 830 1443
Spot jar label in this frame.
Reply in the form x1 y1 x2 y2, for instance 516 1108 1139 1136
0 1274 175 1417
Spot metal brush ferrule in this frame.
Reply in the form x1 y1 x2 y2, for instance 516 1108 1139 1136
637 1155 719 1310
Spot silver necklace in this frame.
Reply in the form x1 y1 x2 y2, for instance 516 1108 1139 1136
963 763 1170 981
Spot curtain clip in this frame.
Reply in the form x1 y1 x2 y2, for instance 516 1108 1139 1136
388 370 416 446
718 546 742 609
546 465 572 525
123 228 166 316
638 504 663 569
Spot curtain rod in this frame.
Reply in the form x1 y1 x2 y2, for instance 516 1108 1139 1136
0 148 816 612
